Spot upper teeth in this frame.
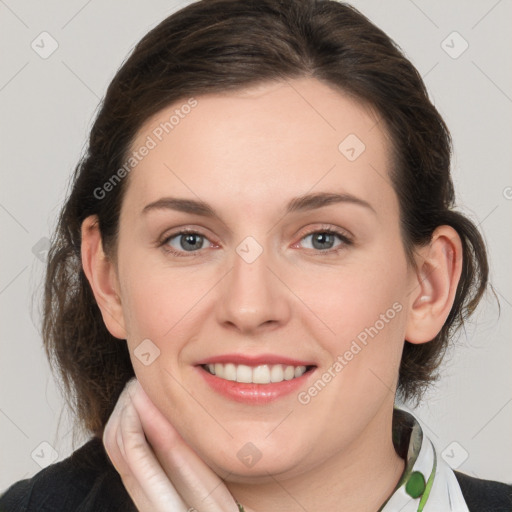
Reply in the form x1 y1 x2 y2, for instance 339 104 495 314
205 363 307 384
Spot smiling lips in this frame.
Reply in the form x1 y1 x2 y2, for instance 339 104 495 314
196 355 316 403
204 362 308 384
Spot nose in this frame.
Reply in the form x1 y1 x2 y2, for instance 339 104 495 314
216 243 291 335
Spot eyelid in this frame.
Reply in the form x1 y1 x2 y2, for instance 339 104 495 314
294 224 353 244
158 226 218 246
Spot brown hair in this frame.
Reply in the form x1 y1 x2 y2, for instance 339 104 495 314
43 0 489 439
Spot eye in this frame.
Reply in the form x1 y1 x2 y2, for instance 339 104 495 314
162 230 213 256
159 226 352 258
297 228 352 254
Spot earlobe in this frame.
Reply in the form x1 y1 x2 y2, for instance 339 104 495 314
405 225 463 344
81 215 127 340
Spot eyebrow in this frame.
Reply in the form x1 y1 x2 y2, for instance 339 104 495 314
142 192 376 217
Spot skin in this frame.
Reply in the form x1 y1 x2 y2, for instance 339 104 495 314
82 77 463 511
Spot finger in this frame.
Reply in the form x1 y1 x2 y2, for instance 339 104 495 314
103 379 189 512
118 396 191 512
103 378 135 476
128 381 239 512
104 381 154 509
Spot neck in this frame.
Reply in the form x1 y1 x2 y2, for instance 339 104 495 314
226 404 405 512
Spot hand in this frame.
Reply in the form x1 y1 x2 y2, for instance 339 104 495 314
103 378 242 512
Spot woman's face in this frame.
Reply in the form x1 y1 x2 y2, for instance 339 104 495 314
114 77 416 480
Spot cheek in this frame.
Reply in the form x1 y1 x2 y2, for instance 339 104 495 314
297 254 407 340
289 263 407 435
118 256 212 351
293 248 408 389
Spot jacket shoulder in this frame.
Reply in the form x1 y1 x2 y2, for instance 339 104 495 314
454 470 512 512
0 437 136 512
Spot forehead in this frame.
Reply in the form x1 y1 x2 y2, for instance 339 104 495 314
123 77 396 219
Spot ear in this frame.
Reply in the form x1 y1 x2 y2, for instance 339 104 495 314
81 215 127 339
405 225 463 344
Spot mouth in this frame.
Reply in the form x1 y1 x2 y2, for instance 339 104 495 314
195 355 317 404
201 362 314 384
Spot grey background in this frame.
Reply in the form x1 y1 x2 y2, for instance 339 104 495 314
1 0 511 492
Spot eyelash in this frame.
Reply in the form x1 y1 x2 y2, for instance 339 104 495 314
159 225 353 258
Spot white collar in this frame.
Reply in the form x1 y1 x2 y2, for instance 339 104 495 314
380 408 469 512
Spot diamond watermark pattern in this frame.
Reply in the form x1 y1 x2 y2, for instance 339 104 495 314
31 237 50 262
237 442 262 468
441 441 469 469
31 32 59 59
31 441 58 468
338 134 366 162
236 236 263 264
441 31 469 59
134 338 161 366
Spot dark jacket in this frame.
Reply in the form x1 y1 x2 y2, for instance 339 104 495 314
1 437 511 511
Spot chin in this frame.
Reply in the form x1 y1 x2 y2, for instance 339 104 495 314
193 432 316 482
